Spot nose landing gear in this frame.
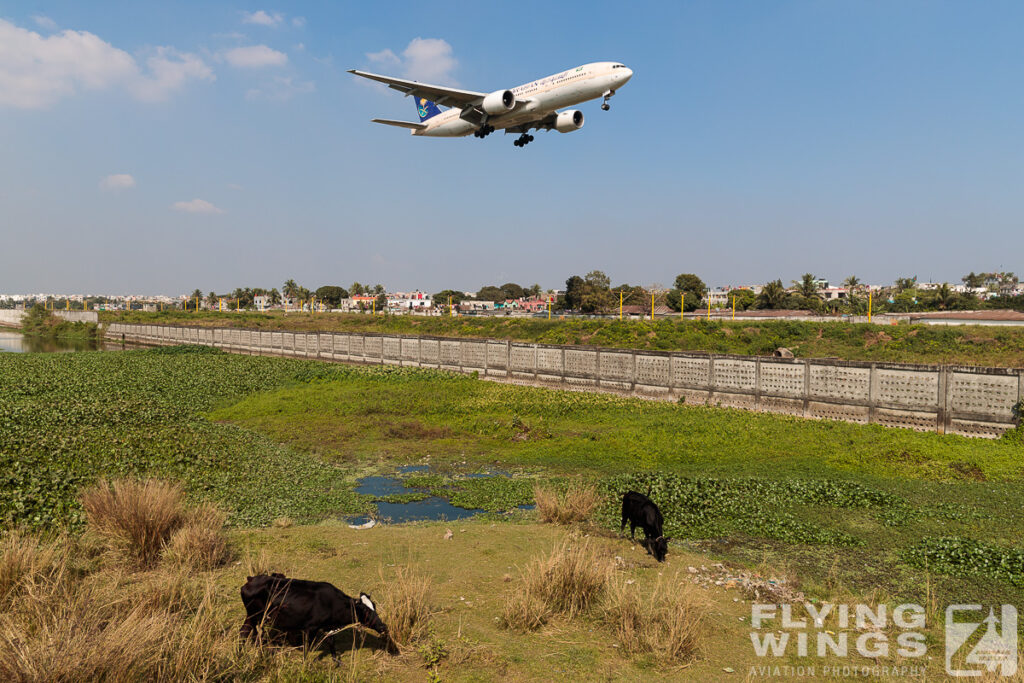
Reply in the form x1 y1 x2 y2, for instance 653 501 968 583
513 133 534 148
601 89 616 111
474 124 495 139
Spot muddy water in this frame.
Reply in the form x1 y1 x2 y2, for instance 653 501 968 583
0 330 111 353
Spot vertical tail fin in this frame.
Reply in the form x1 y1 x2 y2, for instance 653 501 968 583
416 97 442 122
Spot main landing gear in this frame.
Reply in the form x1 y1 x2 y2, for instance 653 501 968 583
601 89 616 111
514 133 534 148
474 124 495 138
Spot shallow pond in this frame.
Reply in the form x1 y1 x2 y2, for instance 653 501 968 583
350 466 531 524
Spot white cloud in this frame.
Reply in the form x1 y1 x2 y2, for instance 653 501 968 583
172 199 225 214
32 15 57 31
132 48 214 102
222 45 287 68
100 174 136 190
365 38 458 83
291 16 306 28
366 49 400 68
242 10 283 27
0 19 213 109
246 75 314 101
402 38 457 82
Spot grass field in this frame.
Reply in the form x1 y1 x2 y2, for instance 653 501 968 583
3 347 1023 679
102 309 1024 367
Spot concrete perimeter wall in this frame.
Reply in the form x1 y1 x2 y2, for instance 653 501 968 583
105 323 1024 439
0 310 99 326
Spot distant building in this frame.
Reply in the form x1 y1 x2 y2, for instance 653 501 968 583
387 291 432 310
818 287 849 301
460 300 495 311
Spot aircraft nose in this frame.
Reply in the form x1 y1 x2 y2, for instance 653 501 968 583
619 67 633 85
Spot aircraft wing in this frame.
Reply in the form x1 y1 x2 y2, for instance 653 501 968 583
505 112 560 133
371 118 426 130
348 69 485 108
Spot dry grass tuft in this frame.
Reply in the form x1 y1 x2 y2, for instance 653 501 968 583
81 479 187 569
534 484 600 525
380 565 434 647
162 504 231 571
501 538 612 631
0 530 65 607
601 572 708 662
272 516 294 528
0 557 247 682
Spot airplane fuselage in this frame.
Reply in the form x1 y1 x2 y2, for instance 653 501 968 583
414 62 632 137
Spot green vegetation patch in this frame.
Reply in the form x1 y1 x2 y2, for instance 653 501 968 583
0 348 460 529
20 304 100 341
593 472 902 546
904 537 1024 587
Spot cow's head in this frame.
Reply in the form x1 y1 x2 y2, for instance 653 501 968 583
648 536 670 563
355 592 388 635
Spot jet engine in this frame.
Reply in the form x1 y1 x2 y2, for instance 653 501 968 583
481 89 516 115
554 109 584 133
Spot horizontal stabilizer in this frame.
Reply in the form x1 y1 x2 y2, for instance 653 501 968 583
371 118 427 130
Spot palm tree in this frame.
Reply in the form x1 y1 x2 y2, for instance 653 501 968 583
936 283 957 310
843 275 861 294
757 279 788 309
282 279 298 299
792 273 821 300
269 288 281 305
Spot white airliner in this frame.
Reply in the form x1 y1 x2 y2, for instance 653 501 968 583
348 61 633 147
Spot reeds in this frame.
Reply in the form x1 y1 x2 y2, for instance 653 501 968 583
533 483 600 525
501 538 612 631
600 572 708 662
80 479 188 569
379 565 434 647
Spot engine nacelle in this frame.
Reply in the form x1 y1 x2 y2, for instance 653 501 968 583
481 89 515 115
554 110 584 133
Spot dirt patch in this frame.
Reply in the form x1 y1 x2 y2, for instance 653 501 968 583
883 449 928 465
863 331 892 348
743 327 761 336
381 420 452 440
949 461 986 481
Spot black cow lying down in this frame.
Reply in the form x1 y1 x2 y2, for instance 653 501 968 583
621 490 670 562
240 573 395 653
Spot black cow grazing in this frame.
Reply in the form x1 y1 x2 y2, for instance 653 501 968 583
621 490 670 562
240 573 395 654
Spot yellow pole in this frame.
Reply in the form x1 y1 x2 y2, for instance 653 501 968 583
448 295 452 317
372 299 375 316
619 291 623 321
548 300 551 320
681 292 684 320
868 290 872 323
651 292 655 322
66 299 69 311
732 296 735 320
707 296 711 321
194 296 198 312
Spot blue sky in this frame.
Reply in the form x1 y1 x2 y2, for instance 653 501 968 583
1 1 1022 295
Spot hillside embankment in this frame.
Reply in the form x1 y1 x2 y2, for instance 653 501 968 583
102 310 1024 367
